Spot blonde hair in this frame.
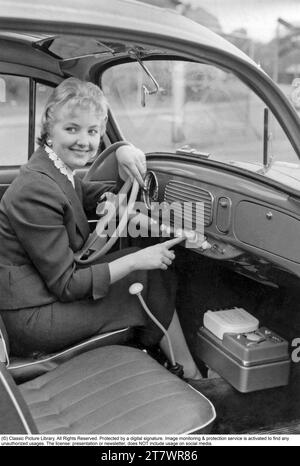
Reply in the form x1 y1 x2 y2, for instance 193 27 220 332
37 77 108 146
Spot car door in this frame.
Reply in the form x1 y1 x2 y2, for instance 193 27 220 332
0 31 66 196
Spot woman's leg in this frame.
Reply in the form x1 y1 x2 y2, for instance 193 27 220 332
159 311 202 379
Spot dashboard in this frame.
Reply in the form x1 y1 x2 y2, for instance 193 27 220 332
144 155 300 288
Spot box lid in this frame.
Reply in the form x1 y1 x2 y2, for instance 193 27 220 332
203 308 259 340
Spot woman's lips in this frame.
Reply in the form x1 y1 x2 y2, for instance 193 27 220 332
71 149 90 155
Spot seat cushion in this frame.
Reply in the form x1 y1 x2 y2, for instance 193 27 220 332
20 345 216 434
9 327 132 384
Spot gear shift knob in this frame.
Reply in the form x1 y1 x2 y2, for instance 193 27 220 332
129 283 144 295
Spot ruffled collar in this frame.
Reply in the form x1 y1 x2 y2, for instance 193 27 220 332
44 145 75 188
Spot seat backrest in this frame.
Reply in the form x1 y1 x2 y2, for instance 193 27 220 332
0 362 38 434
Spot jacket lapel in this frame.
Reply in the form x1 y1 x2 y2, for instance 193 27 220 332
26 147 90 239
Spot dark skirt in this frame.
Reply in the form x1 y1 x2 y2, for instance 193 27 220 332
1 247 177 356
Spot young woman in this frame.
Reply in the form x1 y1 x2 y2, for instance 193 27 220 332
0 77 201 379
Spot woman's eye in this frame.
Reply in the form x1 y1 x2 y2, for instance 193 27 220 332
89 129 98 136
65 127 77 133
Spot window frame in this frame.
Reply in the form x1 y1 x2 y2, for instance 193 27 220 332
0 62 59 166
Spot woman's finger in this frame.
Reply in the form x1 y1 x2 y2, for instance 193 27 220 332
126 164 144 187
135 158 147 177
160 262 168 270
163 236 185 249
161 256 172 266
164 250 175 260
122 165 134 180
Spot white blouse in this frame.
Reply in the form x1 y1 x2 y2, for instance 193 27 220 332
44 144 75 188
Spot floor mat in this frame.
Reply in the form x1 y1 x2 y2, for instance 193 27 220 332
248 421 300 435
189 362 300 434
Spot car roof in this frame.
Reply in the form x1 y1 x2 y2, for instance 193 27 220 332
0 0 256 66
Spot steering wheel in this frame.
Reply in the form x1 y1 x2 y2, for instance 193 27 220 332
75 143 140 265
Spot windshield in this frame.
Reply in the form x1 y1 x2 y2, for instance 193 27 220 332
102 60 300 189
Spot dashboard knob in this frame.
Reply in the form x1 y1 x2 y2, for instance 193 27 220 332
165 226 171 235
220 199 228 208
200 240 212 250
266 211 273 220
184 230 197 241
175 228 184 237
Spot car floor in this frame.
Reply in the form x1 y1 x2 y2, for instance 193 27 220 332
175 248 300 434
188 361 300 434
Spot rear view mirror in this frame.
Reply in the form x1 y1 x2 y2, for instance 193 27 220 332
0 77 6 102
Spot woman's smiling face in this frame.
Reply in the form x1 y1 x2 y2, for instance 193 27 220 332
49 103 103 170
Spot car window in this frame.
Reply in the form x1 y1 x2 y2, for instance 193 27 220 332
35 82 53 148
102 60 299 186
0 74 29 166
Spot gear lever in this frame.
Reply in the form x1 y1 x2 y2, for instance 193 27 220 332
129 282 184 378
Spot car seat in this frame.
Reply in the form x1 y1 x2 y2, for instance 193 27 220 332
0 315 216 434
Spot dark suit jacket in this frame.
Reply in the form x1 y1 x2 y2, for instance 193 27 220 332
0 147 119 310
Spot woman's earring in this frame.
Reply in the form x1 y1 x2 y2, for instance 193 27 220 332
47 139 53 147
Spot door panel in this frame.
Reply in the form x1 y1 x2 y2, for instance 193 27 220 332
0 168 20 199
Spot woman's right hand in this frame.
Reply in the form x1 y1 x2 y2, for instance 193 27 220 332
108 236 185 284
130 237 184 271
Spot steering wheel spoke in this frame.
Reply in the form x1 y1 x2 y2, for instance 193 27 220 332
75 143 140 265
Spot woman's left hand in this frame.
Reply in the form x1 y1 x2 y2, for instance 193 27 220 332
116 144 147 187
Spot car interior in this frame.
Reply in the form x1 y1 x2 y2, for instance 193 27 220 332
1 20 300 436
